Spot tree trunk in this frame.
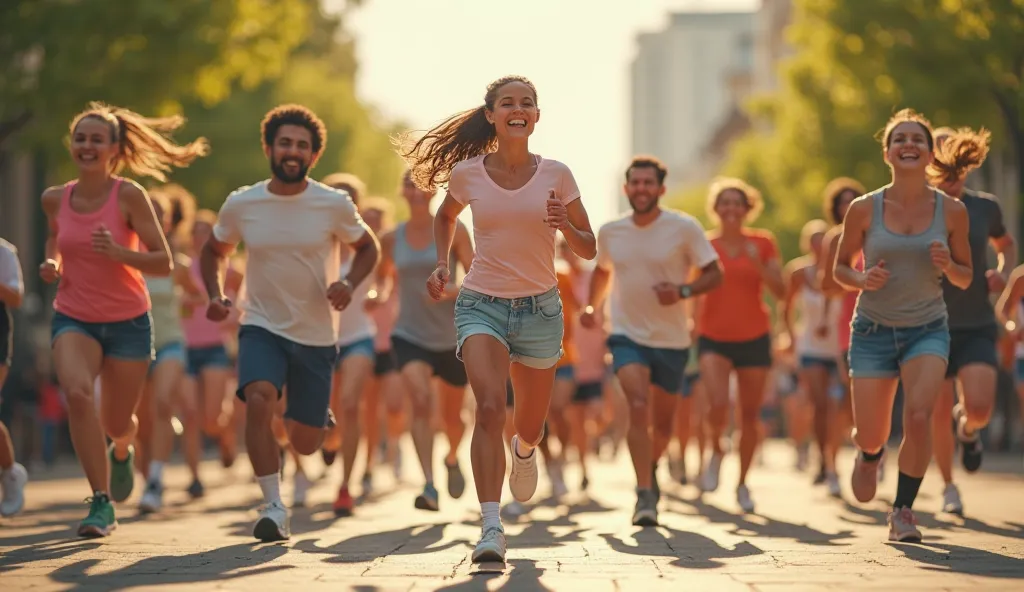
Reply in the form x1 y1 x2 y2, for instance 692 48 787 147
0 111 33 147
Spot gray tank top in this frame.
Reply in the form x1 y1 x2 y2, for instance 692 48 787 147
855 190 948 327
391 223 457 350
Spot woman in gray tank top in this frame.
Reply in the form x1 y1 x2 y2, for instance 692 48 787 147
833 109 972 543
374 170 474 513
927 127 1016 516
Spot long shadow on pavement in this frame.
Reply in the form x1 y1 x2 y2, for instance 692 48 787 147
293 523 470 563
0 539 102 574
839 500 1024 540
666 492 857 546
433 558 551 592
888 541 1024 577
45 542 291 591
601 526 764 569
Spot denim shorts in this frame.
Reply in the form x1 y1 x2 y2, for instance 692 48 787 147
52 311 154 361
338 337 375 364
187 344 232 377
681 371 700 397
1016 358 1024 384
573 380 603 403
555 365 575 382
454 286 563 370
393 335 468 387
151 341 186 373
608 334 689 395
848 315 950 379
236 325 339 428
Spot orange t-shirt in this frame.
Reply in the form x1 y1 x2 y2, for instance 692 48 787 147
556 270 578 367
698 229 779 343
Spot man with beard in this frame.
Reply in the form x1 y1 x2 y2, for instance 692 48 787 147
200 105 380 541
581 155 721 526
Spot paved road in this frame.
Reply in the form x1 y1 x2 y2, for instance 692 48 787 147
2 439 1023 591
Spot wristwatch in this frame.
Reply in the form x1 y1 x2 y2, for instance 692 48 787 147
678 285 692 299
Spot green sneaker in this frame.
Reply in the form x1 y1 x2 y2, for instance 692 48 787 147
78 494 117 538
108 444 135 502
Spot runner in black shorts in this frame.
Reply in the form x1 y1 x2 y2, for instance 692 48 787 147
375 170 474 512
0 237 28 518
928 126 1016 516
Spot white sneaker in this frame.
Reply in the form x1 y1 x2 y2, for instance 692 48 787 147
701 453 723 493
293 472 312 508
547 459 568 499
737 484 755 513
471 526 507 563
0 463 28 517
942 483 964 516
253 500 290 541
825 472 842 498
508 435 538 503
138 481 164 514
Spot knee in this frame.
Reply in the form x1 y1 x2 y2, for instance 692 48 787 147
65 382 96 411
341 395 360 422
289 428 322 456
154 398 174 422
963 398 993 422
852 426 886 453
904 406 932 437
475 398 506 434
245 387 277 422
652 415 673 440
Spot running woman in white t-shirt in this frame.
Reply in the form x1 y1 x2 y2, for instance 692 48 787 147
583 156 721 526
201 105 379 542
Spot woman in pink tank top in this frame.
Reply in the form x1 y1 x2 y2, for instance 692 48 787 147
39 102 207 538
398 76 597 563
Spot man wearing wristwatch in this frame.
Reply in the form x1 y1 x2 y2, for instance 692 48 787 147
201 105 380 541
580 155 721 527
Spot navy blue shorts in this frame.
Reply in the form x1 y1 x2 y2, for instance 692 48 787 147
187 344 231 377
236 325 339 428
608 334 689 395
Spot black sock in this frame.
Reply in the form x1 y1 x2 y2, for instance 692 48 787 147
893 472 923 510
861 449 884 462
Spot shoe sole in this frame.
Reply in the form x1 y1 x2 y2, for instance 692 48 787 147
333 507 353 517
448 467 466 499
253 517 289 541
0 497 25 517
632 512 659 527
139 502 161 514
471 547 506 563
78 521 117 538
889 532 922 543
414 495 439 512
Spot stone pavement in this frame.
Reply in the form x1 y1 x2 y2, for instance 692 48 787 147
1 439 1023 591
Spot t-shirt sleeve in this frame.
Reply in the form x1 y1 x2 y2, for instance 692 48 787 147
447 162 469 205
760 234 780 262
988 199 1007 239
596 225 613 270
557 164 582 206
0 244 24 295
334 192 372 244
682 218 719 268
212 196 242 245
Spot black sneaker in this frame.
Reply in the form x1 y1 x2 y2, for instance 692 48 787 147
631 489 658 527
961 437 983 473
187 479 205 499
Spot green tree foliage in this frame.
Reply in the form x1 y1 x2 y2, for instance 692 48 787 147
670 0 1024 260
170 7 405 210
0 0 311 146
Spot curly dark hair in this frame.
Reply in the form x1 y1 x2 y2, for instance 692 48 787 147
261 104 326 154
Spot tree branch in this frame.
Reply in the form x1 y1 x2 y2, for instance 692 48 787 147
0 110 34 146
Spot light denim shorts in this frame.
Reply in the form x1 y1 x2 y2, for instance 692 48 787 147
848 315 949 379
454 286 564 369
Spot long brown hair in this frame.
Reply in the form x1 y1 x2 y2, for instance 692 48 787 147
70 102 209 182
928 127 990 186
396 75 537 191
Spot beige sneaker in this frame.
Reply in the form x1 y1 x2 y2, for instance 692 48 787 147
851 453 881 503
887 506 922 542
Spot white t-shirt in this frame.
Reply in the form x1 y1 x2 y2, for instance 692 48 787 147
0 238 23 297
336 253 375 346
213 180 370 347
596 209 718 349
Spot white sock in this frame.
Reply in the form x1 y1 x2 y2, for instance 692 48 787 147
257 473 282 504
481 502 501 530
147 461 165 484
514 436 534 459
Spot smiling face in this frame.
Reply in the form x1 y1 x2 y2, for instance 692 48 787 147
71 116 118 175
485 81 538 142
714 188 751 229
624 165 665 215
266 124 315 183
885 121 934 174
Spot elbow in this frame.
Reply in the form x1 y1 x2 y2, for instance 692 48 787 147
580 243 597 261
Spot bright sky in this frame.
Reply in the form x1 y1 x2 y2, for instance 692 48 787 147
337 0 759 227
